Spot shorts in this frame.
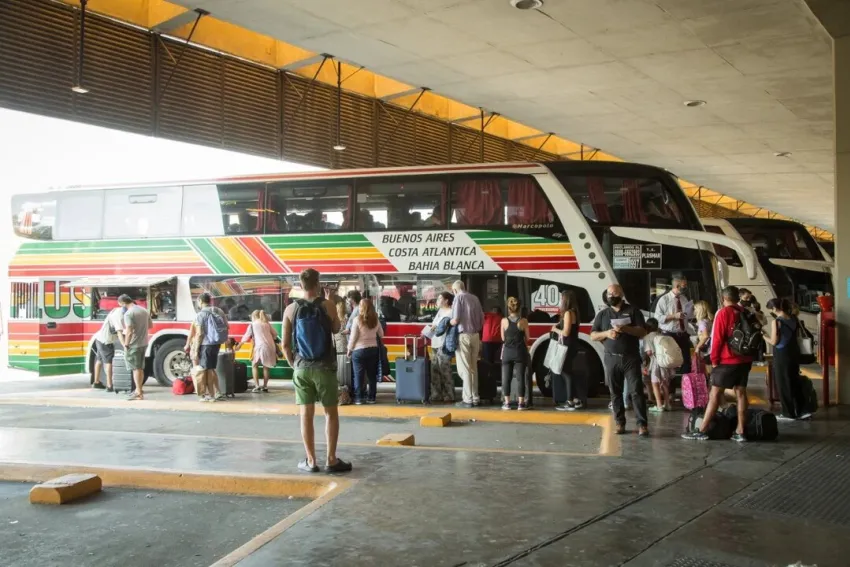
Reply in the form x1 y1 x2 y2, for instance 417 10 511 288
125 346 145 371
710 362 752 389
95 340 115 364
198 344 221 371
293 367 338 407
650 362 675 385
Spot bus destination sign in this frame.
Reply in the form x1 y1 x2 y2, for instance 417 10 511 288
612 244 662 270
369 231 498 273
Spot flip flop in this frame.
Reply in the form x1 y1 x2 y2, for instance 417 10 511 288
324 458 353 473
298 459 319 473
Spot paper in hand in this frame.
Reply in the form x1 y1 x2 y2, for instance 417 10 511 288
421 325 435 339
610 316 631 327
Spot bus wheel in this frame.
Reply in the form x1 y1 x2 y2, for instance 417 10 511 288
153 338 191 387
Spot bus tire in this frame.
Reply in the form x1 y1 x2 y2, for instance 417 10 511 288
532 340 605 399
153 338 191 387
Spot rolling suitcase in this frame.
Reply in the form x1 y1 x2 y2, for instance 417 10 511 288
477 359 499 405
234 362 248 394
111 342 135 394
551 371 567 405
395 336 430 404
800 376 818 415
336 353 353 390
216 350 235 398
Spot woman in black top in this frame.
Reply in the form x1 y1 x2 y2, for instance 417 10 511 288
765 297 810 420
555 290 583 411
501 297 530 411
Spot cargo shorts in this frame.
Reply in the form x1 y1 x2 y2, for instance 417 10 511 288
125 346 145 371
293 367 338 407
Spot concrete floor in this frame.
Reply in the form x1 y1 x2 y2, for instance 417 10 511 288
0 483 306 567
0 371 847 566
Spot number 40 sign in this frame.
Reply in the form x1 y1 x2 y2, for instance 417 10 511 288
530 284 560 315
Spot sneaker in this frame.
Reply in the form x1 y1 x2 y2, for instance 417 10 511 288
731 432 747 443
608 401 614 410
517 401 528 411
298 459 319 473
572 401 584 410
455 401 474 408
106 387 114 393
638 426 650 437
261 387 269 393
92 382 106 390
554 404 570 412
777 415 796 422
615 424 626 435
502 401 512 411
366 399 377 405
649 405 664 414
214 393 225 401
354 400 364 406
798 412 813 420
663 404 672 412
207 396 216 403
252 387 262 393
681 431 709 441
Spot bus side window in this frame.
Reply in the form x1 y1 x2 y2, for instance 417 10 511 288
266 183 352 233
356 178 445 231
189 276 282 321
218 183 265 235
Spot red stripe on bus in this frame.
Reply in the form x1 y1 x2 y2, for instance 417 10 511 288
10 264 212 277
239 237 288 273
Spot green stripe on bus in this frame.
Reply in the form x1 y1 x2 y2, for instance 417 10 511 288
262 234 370 246
19 239 191 253
188 239 237 275
467 231 542 242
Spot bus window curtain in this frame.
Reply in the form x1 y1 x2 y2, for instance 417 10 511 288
622 179 647 225
587 177 611 223
454 180 503 226
254 189 264 232
507 178 550 224
266 189 280 233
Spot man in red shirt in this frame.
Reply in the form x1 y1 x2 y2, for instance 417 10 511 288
682 286 752 442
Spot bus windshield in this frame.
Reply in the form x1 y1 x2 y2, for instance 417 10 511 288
729 221 825 261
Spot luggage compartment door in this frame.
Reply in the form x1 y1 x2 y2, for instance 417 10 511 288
38 279 90 377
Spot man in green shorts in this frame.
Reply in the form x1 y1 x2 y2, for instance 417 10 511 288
120 294 152 401
282 268 352 474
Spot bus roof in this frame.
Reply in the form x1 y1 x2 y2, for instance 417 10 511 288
40 159 675 193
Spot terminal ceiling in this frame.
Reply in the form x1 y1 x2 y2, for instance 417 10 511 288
6 0 836 236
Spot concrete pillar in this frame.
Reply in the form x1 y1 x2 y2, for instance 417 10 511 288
836 36 850 405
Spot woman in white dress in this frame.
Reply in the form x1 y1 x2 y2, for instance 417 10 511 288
236 309 278 393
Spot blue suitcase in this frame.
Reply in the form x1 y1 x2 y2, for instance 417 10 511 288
395 336 430 404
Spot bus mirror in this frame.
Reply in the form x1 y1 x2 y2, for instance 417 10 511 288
715 256 729 288
610 226 757 281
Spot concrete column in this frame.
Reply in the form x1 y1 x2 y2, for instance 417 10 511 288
836 36 850 405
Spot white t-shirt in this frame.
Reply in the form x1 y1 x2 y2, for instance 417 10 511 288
95 307 125 344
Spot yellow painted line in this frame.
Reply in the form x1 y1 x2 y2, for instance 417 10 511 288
0 460 352 567
212 238 263 274
0 395 619 457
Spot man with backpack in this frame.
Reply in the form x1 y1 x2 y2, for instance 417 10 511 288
185 292 229 402
653 275 693 375
682 286 756 442
282 268 352 474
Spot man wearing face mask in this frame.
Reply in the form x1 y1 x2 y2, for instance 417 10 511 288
654 275 693 375
591 284 649 436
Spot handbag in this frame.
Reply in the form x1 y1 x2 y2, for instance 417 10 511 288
797 322 815 364
544 335 568 375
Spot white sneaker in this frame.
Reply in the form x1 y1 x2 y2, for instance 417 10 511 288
798 412 813 420
777 415 796 422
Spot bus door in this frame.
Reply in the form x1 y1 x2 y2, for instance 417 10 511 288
38 279 91 377
462 273 506 313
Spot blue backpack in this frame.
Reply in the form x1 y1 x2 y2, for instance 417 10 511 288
293 298 331 361
202 308 229 344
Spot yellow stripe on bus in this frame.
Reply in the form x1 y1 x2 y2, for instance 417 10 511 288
479 244 574 255
274 248 384 260
212 238 263 274
482 249 575 258
11 252 200 265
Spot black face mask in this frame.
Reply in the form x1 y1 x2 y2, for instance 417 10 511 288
608 296 623 307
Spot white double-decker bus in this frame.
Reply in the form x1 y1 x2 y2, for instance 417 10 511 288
9 161 754 397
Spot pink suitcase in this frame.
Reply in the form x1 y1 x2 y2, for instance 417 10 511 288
682 353 709 409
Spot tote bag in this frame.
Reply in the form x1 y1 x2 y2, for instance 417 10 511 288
544 338 568 375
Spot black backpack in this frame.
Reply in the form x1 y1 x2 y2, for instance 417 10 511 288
727 309 763 357
688 407 735 440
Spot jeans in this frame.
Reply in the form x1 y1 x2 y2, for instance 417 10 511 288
501 360 527 398
604 354 648 427
352 347 379 402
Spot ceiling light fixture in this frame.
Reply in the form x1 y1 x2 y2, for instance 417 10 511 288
71 0 89 94
71 85 89 94
510 0 543 10
683 100 706 108
333 144 346 151
774 151 792 158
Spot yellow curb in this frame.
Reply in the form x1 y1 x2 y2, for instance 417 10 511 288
420 412 451 427
377 433 415 446
29 473 102 505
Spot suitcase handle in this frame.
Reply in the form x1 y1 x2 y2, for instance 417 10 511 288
404 334 420 361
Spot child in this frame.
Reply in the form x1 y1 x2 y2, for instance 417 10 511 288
643 317 681 412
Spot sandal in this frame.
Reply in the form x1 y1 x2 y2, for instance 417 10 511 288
324 458 353 473
298 459 319 473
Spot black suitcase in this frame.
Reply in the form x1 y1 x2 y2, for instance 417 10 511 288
111 343 135 394
395 336 429 404
800 376 818 415
477 360 499 405
551 371 567 404
688 407 735 440
234 362 248 394
216 350 235 398
723 405 778 441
